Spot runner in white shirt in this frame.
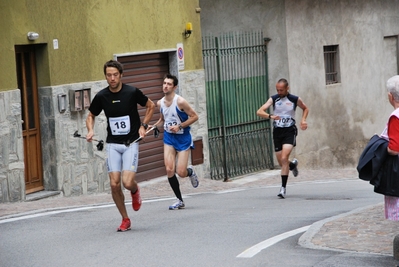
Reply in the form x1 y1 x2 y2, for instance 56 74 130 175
153 74 199 210
257 78 309 198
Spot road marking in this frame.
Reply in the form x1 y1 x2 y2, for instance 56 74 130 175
215 188 246 194
0 204 113 224
0 197 178 224
236 225 310 258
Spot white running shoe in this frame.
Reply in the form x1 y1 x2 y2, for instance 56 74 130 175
188 165 199 188
169 199 185 210
277 187 286 199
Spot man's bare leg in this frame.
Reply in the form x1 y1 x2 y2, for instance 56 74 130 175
109 172 129 218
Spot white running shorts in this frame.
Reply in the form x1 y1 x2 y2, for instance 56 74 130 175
106 143 139 173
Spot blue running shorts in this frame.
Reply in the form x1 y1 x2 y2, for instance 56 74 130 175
164 132 193 152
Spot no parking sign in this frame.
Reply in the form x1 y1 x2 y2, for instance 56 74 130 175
177 43 184 70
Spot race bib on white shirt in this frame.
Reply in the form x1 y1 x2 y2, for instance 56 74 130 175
164 120 184 134
109 115 131 135
275 115 293 128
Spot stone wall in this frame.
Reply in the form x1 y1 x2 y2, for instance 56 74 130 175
0 69 209 203
0 90 25 202
178 69 210 179
39 81 109 198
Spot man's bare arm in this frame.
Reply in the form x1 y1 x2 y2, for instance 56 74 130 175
153 100 164 127
86 112 96 141
297 97 309 130
256 98 274 119
139 99 155 137
178 98 198 128
142 99 155 125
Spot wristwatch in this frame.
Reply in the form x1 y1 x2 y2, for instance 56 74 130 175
179 124 183 130
269 114 273 119
141 123 148 130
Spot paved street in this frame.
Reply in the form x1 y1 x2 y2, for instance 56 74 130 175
1 168 399 266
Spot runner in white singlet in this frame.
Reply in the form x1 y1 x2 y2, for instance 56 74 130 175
153 74 200 210
257 78 309 198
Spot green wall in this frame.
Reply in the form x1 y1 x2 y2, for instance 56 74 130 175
0 0 202 91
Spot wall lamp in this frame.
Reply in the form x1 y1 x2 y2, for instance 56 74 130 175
184 22 192 38
27 32 39 41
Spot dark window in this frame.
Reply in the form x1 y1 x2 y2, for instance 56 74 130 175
324 45 340 85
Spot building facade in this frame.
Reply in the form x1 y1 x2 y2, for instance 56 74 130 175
200 0 399 168
0 0 209 202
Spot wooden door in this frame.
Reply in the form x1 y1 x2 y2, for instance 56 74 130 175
15 45 44 193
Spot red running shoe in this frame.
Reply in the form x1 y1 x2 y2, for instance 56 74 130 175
117 218 131 232
131 186 142 211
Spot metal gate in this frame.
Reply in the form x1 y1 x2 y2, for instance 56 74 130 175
202 31 274 180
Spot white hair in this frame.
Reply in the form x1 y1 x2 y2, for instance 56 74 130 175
387 75 399 101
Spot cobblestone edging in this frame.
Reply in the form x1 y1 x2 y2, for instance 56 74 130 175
299 203 397 256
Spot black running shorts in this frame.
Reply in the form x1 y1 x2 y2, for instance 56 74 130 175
273 125 297 152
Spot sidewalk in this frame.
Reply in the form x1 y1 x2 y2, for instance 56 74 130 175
0 168 398 257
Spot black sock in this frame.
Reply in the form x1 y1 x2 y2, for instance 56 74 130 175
187 168 193 177
281 175 288 188
168 175 183 201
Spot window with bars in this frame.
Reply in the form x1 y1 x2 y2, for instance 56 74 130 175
324 45 340 85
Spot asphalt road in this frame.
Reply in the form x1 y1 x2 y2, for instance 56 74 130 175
1 179 397 267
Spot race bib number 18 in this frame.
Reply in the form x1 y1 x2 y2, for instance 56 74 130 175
109 115 131 135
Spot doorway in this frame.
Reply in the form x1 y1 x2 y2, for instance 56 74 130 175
15 45 44 193
118 53 169 182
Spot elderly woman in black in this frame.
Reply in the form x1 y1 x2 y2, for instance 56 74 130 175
380 75 399 220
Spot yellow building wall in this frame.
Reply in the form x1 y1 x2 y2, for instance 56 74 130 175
0 0 202 91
